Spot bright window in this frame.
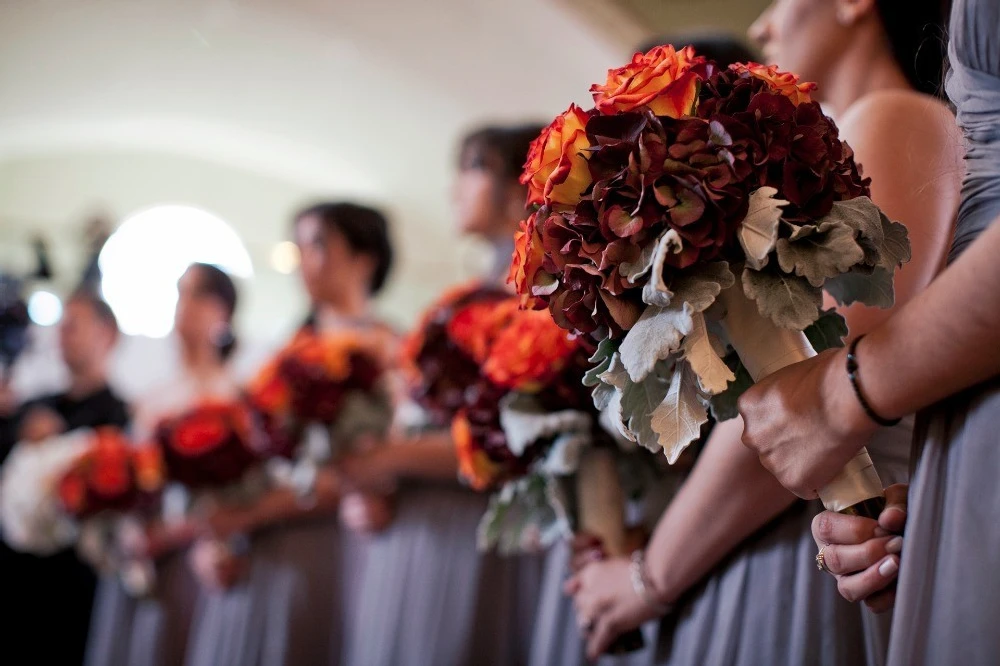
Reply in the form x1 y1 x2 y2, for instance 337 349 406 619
99 205 253 338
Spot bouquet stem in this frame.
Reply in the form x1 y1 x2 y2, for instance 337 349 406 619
718 286 885 518
576 448 645 653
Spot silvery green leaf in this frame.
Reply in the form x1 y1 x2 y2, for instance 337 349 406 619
775 221 866 287
642 230 684 307
739 186 788 270
597 392 638 448
619 303 694 383
820 196 884 261
785 221 820 241
651 362 709 464
621 239 659 284
682 312 735 395
878 215 912 269
804 308 849 352
591 381 616 411
708 354 753 421
671 262 736 313
498 393 592 457
825 266 895 308
600 352 630 389
584 338 617 388
619 362 673 453
741 267 823 330
537 433 589 475
330 391 394 447
476 476 567 555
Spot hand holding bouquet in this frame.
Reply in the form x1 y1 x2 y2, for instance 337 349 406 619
513 47 910 515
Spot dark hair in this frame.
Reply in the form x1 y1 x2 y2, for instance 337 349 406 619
67 289 119 337
188 263 238 361
294 202 394 295
875 0 952 97
458 124 546 183
636 34 759 69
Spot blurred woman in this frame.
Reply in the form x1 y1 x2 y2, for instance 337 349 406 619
568 3 962 665
183 202 396 666
336 125 546 666
86 263 242 666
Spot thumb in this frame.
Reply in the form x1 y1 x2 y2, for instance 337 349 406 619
878 484 908 534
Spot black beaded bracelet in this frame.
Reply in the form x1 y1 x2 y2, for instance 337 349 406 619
846 335 901 427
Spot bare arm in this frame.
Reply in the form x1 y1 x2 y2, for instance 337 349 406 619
336 429 459 494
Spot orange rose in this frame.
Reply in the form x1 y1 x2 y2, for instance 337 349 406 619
521 104 593 208
452 412 504 491
58 471 87 514
483 310 578 391
132 445 165 492
730 62 817 106
172 410 229 457
446 298 519 365
591 45 705 117
247 360 292 414
508 214 554 308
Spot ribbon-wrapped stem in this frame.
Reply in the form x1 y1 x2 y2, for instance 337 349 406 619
718 286 885 518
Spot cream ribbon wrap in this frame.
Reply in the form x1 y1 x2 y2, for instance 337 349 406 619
718 286 883 511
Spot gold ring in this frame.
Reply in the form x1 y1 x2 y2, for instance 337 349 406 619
815 546 831 573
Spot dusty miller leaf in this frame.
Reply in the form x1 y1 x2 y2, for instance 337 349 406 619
498 394 592 457
878 215 912 269
621 240 659 284
670 262 736 313
741 268 823 330
775 221 865 287
476 476 567 555
619 302 694 382
708 354 753 421
682 312 735 395
651 362 709 464
584 338 617 388
824 266 895 309
642 230 684 307
739 186 788 270
804 308 849 352
619 361 673 454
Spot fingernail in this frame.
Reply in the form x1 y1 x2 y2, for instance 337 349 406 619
885 536 903 554
878 557 898 577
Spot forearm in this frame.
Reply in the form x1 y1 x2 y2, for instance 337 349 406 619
645 418 798 603
861 220 1000 419
389 430 459 482
238 472 341 534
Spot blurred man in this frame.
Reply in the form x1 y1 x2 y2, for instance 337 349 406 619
1 290 129 666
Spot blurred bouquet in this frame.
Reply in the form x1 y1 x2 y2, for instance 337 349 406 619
512 47 910 513
406 284 658 557
1 427 165 595
247 328 394 496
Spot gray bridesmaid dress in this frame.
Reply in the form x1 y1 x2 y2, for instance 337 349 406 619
85 551 199 666
887 3 1000 664
342 479 544 666
651 422 913 666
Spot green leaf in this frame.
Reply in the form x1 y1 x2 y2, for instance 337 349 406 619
671 261 736 313
591 381 616 411
584 338 617 388
498 394 592 457
619 362 672 453
476 476 567 555
825 266 895 308
619 303 694 382
878 215 912 269
804 308 849 352
742 267 822 330
642 230 683 307
620 240 659 285
775 221 866 287
708 354 753 421
682 312 735 395
650 363 709 464
739 186 788 270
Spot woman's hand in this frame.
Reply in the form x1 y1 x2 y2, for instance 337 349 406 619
336 445 400 495
19 407 66 442
738 348 879 498
188 538 250 590
339 491 394 534
813 484 908 613
565 556 660 660
202 504 258 541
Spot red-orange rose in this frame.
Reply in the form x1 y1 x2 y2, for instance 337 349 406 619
482 310 578 392
507 214 554 309
446 298 519 365
521 104 593 208
591 45 706 117
729 62 817 106
452 412 505 492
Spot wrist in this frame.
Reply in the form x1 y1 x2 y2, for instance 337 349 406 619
630 550 673 615
824 346 880 444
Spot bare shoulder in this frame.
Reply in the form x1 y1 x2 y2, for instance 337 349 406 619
839 89 960 149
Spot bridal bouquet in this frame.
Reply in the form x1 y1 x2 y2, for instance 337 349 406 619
58 428 165 594
246 328 394 495
512 47 910 515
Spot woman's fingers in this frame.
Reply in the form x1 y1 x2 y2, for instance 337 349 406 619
835 555 900 603
820 536 899 575
812 510 879 547
879 483 908 534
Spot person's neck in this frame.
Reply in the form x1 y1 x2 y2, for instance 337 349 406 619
818 41 911 118
313 295 371 334
483 226 518 289
66 365 109 400
180 341 225 384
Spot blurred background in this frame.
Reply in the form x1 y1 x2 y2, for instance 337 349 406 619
0 0 766 400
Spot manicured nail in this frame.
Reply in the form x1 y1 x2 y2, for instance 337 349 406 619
878 557 898 577
885 536 903 554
